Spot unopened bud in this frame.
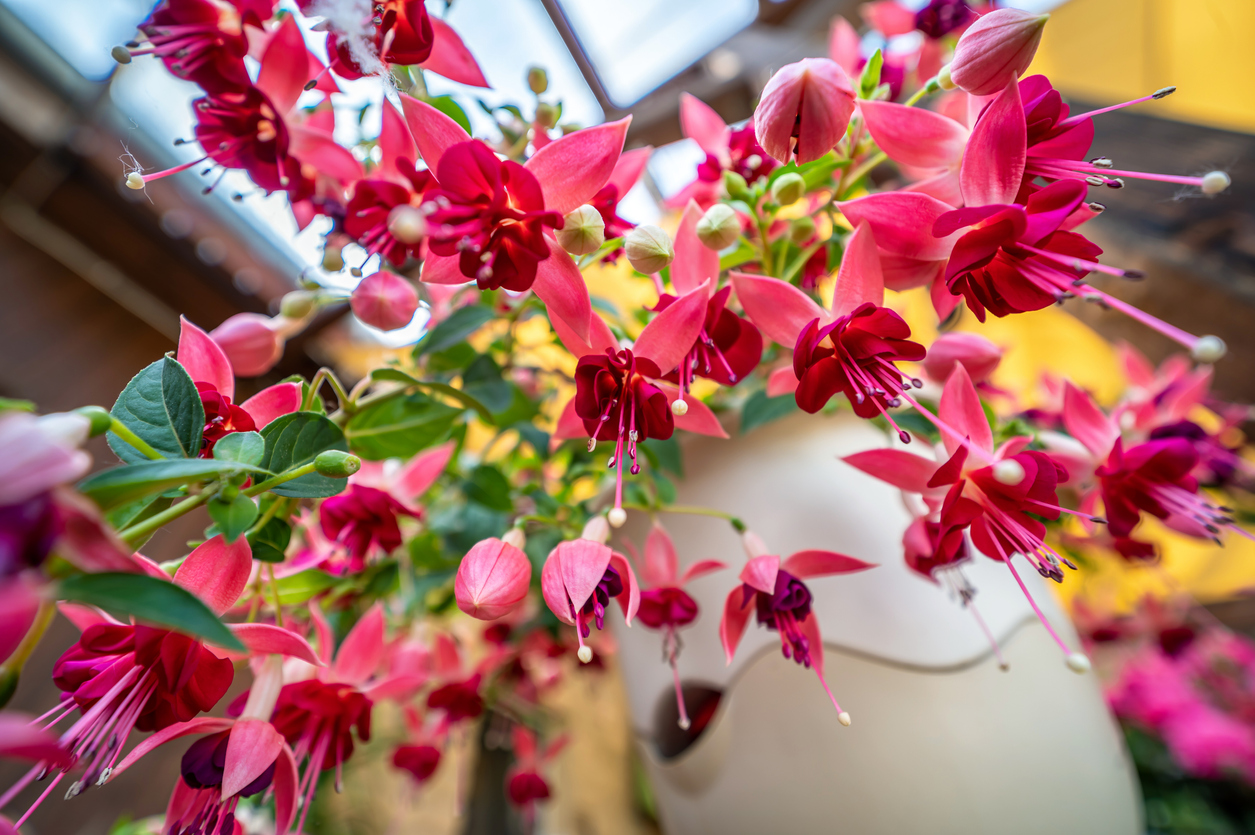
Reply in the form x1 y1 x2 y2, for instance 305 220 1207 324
111 45 132 65
950 9 1049 96
624 225 674 275
1201 171 1230 195
314 450 361 478
937 63 956 90
770 172 805 206
535 102 558 129
387 205 426 244
125 172 144 190
789 215 816 244
556 205 605 256
527 66 548 95
280 290 317 319
1191 335 1227 364
351 271 419 330
502 527 527 550
723 169 751 202
322 245 345 272
210 313 284 377
73 406 114 438
582 516 611 543
696 203 741 251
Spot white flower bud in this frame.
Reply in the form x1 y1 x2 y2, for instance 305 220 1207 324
696 203 741 251
624 225 674 274
556 205 605 256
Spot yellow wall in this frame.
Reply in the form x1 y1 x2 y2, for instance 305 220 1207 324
1027 0 1255 135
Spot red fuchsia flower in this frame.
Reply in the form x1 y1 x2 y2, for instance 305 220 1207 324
208 313 285 377
550 286 728 522
319 485 417 567
669 93 777 209
732 223 925 439
719 532 874 725
350 270 420 331
455 531 532 620
3 537 318 823
423 632 498 725
948 7 1049 96
625 521 725 729
505 726 565 822
541 521 640 663
130 0 272 94
390 706 447 786
843 365 1094 672
913 0 976 39
755 58 857 165
589 147 652 261
177 317 302 457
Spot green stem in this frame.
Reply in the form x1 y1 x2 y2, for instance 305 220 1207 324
839 152 888 200
781 241 825 284
577 237 624 271
119 490 212 546
247 495 286 537
304 368 351 413
109 418 164 460
621 503 746 530
244 462 318 497
902 76 941 107
756 215 775 277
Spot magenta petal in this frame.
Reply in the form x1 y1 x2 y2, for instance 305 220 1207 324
222 719 284 799
533 238 593 343
525 117 631 215
1062 382 1119 460
672 200 720 295
378 97 418 182
939 365 993 455
679 92 730 157
177 316 234 400
831 222 884 316
678 559 726 586
240 382 302 429
730 272 829 348
782 550 876 579
739 554 780 594
230 624 322 666
550 308 618 360
560 539 614 616
418 17 489 87
273 744 299 835
399 93 471 172
859 100 967 170
838 193 960 261
959 80 1027 207
634 279 710 375
842 448 939 494
420 253 471 286
719 588 752 665
643 521 679 588
288 127 363 185
540 546 576 625
827 16 861 75
333 603 386 685
174 534 252 615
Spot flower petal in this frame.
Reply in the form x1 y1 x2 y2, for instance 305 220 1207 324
333 603 386 685
222 719 284 799
419 253 471 286
399 93 471 172
666 389 729 439
679 559 726 586
256 16 308 117
289 126 363 186
418 17 489 87
177 316 234 400
939 364 993 455
831 222 884 316
394 441 456 502
1062 382 1119 460
859 101 967 170
798 611 826 677
0 713 74 768
525 117 631 215
782 550 876 579
272 744 299 835
110 717 235 780
719 588 752 665
552 396 588 441
837 193 960 261
672 201 720 296
766 366 799 397
240 383 302 428
558 539 613 615
730 272 828 348
634 279 710 375
229 623 323 666
609 552 640 625
959 80 1026 207
679 92 730 157
842 448 939 494
739 554 780 594
550 309 618 359
378 97 418 182
540 546 575 625
827 16 861 76
174 535 252 615
642 521 678 588
607 146 653 196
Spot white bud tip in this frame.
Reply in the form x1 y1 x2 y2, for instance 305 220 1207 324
577 646 593 664
992 459 1026 486
125 172 145 190
608 507 627 528
678 717 691 730
837 712 852 727
671 399 688 416
1191 335 1227 364
1065 653 1091 674
1201 171 1230 195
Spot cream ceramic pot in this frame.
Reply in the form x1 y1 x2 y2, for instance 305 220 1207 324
611 411 1141 835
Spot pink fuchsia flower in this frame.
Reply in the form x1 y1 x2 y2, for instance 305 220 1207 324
390 705 448 786
0 712 72 767
626 521 725 729
455 531 532 620
732 222 925 438
669 94 777 209
505 726 566 821
755 58 857 165
351 270 420 331
590 146 653 260
319 485 418 569
541 524 640 663
858 98 969 206
131 0 270 94
423 632 498 725
0 412 91 509
922 331 1004 386
209 313 285 377
719 532 874 725
948 8 1049 96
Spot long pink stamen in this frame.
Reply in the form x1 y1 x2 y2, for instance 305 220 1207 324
137 155 208 184
966 598 1008 670
1056 89 1173 128
897 390 997 464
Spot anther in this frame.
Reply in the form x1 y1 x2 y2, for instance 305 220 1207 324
111 45 132 64
1085 175 1105 187
303 79 318 91
577 646 593 663
1192 335 1227 363
1089 157 1113 168
1086 202 1106 213
608 507 627 528
1106 178 1125 189
587 438 597 452
1152 86 1176 99
1122 269 1145 280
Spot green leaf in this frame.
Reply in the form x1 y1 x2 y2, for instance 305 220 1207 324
641 437 683 477
513 421 550 457
262 570 338 606
108 357 205 462
370 368 493 421
345 393 461 460
58 573 244 650
260 412 350 498
719 238 759 271
465 465 513 512
413 305 495 357
740 390 799 434
80 459 261 510
248 515 292 563
426 95 472 134
213 431 265 467
105 495 172 531
208 493 259 543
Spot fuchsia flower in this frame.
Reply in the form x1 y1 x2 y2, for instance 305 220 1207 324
669 94 776 209
755 58 857 165
505 726 565 821
858 97 970 206
132 0 271 94
719 532 874 725
407 98 632 340
455 533 532 621
922 332 1003 386
732 222 925 438
541 521 640 663
350 270 420 331
628 521 725 729
209 313 285 377
390 705 446 785
949 7 1049 96
319 485 417 566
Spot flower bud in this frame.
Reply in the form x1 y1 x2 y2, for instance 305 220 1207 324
527 66 548 95
535 102 558 129
923 332 1003 384
351 271 419 331
723 170 751 202
556 205 605 256
455 537 532 620
581 516 610 544
387 205 427 244
771 172 806 206
937 63 956 90
280 290 317 319
35 413 90 449
789 215 816 244
624 225 674 275
72 406 113 438
210 313 284 377
950 9 1049 96
754 58 856 164
696 204 741 251
503 527 526 550
315 450 361 478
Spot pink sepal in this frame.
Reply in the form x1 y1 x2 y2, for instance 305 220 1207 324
608 146 653 196
552 397 587 441
420 253 471 286
58 602 119 632
222 719 284 798
837 193 960 261
664 389 729 439
229 623 322 666
642 522 678 588
540 539 613 625
730 272 828 348
672 201 720 295
634 279 710 375
609 552 640 625
679 93 730 158
241 383 302 428
858 101 967 171
309 602 335 666
174 534 252 615
842 448 938 494
395 441 456 502
940 365 993 455
110 716 234 779
782 550 876 579
177 316 234 400
333 603 386 686
1062 382 1119 460
525 117 631 216
399 93 470 171
256 16 309 116
739 554 780 594
419 18 489 87
273 744 299 835
679 559 726 586
831 222 884 316
798 611 826 677
766 366 800 397
378 97 418 182
550 308 617 360
533 238 593 343
719 587 753 665
960 80 1026 207
0 713 74 768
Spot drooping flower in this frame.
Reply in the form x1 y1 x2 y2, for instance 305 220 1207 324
540 521 640 663
922 332 1003 387
455 532 533 620
754 58 857 165
589 147 652 261
504 726 565 823
948 8 1049 96
390 705 448 786
668 94 776 209
718 532 874 725
130 0 272 94
319 485 418 568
